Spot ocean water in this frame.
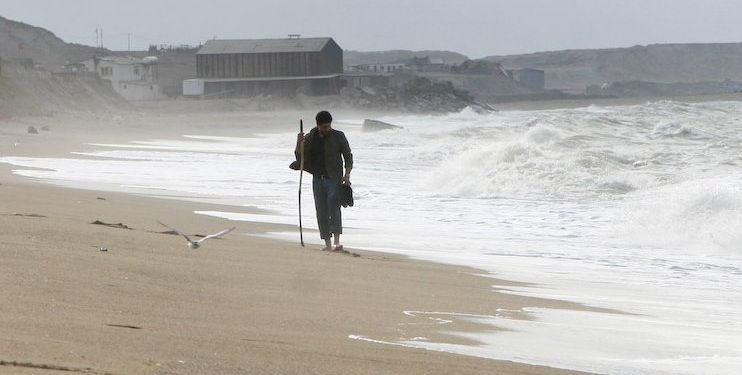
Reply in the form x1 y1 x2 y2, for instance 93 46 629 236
3 101 742 374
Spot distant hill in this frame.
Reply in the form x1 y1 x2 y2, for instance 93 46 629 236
344 49 468 66
486 43 742 93
0 15 106 71
0 15 124 117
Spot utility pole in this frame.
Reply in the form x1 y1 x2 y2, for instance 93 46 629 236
95 28 99 48
128 33 131 52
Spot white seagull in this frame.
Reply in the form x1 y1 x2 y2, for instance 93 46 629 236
158 221 236 249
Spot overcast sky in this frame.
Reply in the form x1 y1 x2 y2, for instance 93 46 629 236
2 0 742 58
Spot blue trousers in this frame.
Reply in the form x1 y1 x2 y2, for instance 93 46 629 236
312 175 342 240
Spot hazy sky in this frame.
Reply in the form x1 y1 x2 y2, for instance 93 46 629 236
2 0 742 58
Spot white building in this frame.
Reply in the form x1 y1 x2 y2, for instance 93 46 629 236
83 56 164 101
506 68 546 90
351 63 406 74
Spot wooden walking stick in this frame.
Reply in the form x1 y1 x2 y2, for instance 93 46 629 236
298 119 305 247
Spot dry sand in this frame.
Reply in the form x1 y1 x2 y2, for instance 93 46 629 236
0 106 603 374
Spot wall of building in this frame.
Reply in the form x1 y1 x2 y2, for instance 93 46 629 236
197 52 326 78
115 81 163 101
196 40 342 79
197 51 342 79
510 69 545 90
81 58 162 100
202 77 340 97
182 79 204 96
96 61 142 82
353 64 405 73
317 40 343 75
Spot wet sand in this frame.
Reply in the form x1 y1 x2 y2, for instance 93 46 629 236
0 108 600 374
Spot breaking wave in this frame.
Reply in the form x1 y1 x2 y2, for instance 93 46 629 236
418 121 659 199
373 100 742 201
617 177 742 255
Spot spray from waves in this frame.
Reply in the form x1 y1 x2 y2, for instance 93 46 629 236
649 121 720 140
616 177 742 256
372 101 742 201
420 124 654 199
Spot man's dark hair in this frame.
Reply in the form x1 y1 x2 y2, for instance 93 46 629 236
316 110 332 125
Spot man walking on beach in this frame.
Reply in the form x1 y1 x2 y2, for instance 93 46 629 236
295 110 353 251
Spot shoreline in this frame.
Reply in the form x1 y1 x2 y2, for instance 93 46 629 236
492 91 742 111
0 110 594 374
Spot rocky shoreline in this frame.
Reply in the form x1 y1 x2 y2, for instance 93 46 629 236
341 77 495 113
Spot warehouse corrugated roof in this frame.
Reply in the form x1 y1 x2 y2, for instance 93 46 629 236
197 38 334 54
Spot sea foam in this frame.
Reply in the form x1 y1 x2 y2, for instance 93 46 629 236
2 101 742 374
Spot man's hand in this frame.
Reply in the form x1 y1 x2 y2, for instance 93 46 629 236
295 132 304 152
341 175 351 186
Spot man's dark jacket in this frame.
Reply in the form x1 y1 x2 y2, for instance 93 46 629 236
293 128 353 184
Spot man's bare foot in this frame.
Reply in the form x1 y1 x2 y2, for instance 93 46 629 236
320 239 332 251
332 245 344 252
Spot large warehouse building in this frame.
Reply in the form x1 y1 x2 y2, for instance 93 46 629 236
184 37 343 97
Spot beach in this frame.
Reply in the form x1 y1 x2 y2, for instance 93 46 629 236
0 108 593 375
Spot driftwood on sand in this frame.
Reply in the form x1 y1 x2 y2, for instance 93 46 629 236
90 220 131 230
